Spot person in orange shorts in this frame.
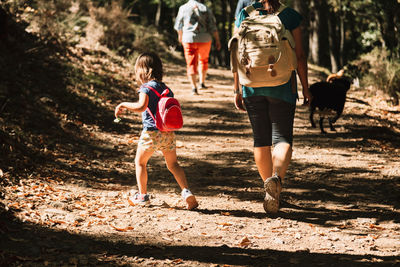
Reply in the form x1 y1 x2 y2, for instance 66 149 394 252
174 0 221 95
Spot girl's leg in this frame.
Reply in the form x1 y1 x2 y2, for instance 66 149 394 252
135 146 154 194
254 146 273 181
162 149 188 190
163 149 198 210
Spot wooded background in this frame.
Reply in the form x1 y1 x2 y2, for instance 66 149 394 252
1 0 399 102
120 0 400 73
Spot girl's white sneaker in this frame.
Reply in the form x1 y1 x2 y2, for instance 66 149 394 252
181 188 198 210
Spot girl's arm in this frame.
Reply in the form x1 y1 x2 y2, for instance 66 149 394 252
115 92 149 118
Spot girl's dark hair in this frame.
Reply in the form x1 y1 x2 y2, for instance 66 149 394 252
135 52 163 83
264 0 281 13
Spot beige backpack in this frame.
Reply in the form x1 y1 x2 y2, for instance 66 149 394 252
228 5 297 87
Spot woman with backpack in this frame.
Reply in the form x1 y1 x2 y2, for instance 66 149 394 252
232 0 312 214
114 52 198 210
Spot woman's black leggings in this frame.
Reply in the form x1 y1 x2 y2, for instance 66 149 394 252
244 96 296 147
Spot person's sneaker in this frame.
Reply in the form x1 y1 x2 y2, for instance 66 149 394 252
199 83 208 90
192 88 199 95
128 193 150 206
263 174 282 214
181 188 198 210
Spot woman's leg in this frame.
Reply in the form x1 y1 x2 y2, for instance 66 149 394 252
135 146 154 194
269 97 296 181
254 146 273 181
244 96 273 181
272 142 292 180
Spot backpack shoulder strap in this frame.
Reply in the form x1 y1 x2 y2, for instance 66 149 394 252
160 88 170 97
144 84 172 98
244 5 257 17
276 4 287 15
228 36 239 73
143 85 159 123
143 85 161 98
246 3 287 17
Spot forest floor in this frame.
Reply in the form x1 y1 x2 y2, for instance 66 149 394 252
1 42 400 265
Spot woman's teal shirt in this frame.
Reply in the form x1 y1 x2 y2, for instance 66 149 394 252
235 2 302 104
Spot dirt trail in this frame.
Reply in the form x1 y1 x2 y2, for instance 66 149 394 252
2 64 400 266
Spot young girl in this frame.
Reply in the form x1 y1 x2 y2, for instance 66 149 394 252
114 52 198 210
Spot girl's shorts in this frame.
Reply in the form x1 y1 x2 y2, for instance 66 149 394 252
138 130 176 151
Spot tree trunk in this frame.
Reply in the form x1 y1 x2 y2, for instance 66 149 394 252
220 0 230 67
328 15 338 73
308 0 319 64
380 0 399 58
338 0 345 67
155 0 162 27
293 0 309 59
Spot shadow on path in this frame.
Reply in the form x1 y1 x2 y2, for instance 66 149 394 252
1 209 398 266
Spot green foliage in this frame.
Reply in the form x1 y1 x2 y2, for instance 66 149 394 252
88 0 135 55
7 0 84 45
2 0 399 104
360 48 400 105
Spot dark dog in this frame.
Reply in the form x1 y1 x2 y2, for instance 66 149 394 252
309 71 351 133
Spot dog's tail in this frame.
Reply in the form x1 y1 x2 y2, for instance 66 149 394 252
326 69 344 83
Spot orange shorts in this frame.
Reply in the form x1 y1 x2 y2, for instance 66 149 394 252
182 41 212 75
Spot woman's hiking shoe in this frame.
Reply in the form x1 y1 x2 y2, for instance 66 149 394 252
263 175 282 214
181 188 198 210
128 193 150 206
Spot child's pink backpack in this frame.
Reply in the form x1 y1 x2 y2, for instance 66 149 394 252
144 85 183 132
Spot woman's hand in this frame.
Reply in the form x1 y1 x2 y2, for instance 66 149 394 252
302 87 313 106
234 93 246 111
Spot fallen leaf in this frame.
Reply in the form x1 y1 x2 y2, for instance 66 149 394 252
8 203 21 210
216 222 233 227
172 258 183 264
179 225 188 231
110 225 134 232
221 212 231 216
238 236 251 247
48 219 66 225
128 199 135 206
162 236 173 241
369 224 385 230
